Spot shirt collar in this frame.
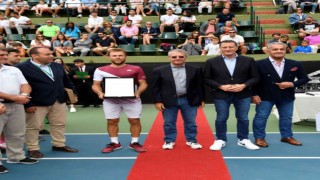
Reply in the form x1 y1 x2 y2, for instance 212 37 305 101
0 64 10 71
170 63 185 68
222 53 238 60
269 56 285 64
30 59 51 67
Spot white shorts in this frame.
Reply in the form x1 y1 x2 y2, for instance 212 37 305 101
103 99 142 119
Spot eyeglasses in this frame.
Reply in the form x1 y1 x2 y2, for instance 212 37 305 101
171 56 185 59
146 24 152 25
37 36 43 37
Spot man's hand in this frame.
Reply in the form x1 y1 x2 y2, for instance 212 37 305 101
97 92 104 99
251 95 261 105
219 85 234 92
275 82 294 89
0 104 6 114
25 106 37 113
73 75 79 79
228 84 247 92
11 95 31 104
199 101 205 109
155 103 165 111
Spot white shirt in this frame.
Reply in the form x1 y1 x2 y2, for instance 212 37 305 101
220 35 245 45
160 14 179 24
65 0 81 7
0 65 28 100
180 15 196 22
88 16 103 26
128 15 142 25
9 16 30 26
0 0 13 10
0 19 9 27
269 57 285 78
30 39 52 47
204 43 220 56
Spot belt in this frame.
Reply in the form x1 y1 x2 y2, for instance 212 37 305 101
1 100 14 103
176 94 187 98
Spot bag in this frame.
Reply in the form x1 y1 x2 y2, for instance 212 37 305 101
247 43 260 54
159 43 176 52
275 7 285 14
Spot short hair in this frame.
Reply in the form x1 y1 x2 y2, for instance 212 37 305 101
280 34 289 39
91 11 98 14
7 48 20 54
107 48 127 56
0 48 8 52
73 59 84 63
168 49 188 57
272 33 281 36
267 42 288 50
10 12 19 16
301 40 309 44
125 20 132 23
220 40 238 46
29 47 50 56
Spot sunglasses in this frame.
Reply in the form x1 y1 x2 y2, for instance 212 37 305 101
171 56 185 59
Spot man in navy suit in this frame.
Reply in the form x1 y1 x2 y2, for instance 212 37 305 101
252 42 309 147
16 47 79 158
151 49 205 150
204 40 260 151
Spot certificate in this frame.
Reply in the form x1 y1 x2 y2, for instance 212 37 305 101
103 77 135 98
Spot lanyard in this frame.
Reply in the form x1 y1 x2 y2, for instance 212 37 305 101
38 65 54 81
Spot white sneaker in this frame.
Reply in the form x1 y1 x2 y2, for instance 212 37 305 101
209 140 226 151
70 107 77 113
186 142 202 149
178 30 184 34
162 142 175 150
77 14 82 18
237 139 260 150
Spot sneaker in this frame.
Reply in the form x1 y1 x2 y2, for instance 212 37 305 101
186 142 202 149
101 143 122 153
237 139 260 150
0 165 8 174
0 142 6 149
178 30 184 34
129 142 147 153
7 158 39 164
209 140 226 151
39 129 50 135
162 142 175 150
70 107 77 112
77 14 82 18
310 11 315 14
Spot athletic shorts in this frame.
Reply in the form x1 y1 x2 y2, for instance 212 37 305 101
103 99 142 119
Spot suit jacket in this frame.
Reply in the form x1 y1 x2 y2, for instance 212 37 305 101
255 58 309 101
204 55 260 99
16 60 77 108
151 64 205 108
69 65 95 88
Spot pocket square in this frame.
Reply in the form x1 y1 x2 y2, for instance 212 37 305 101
290 67 298 71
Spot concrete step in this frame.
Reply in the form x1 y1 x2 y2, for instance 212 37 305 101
260 19 286 24
264 29 290 34
245 2 274 6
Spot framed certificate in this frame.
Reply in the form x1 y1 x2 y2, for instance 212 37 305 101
103 77 135 98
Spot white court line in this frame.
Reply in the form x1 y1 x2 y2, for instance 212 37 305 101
224 157 320 159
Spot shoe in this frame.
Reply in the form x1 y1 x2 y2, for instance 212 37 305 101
0 142 6 149
210 140 226 151
77 14 82 18
129 142 147 153
310 11 315 14
39 129 50 135
281 137 302 146
186 142 202 149
94 105 100 108
162 142 175 150
146 11 152 15
178 30 184 33
70 107 77 112
28 150 44 158
238 139 260 150
52 146 79 152
102 143 122 153
21 36 26 40
0 147 5 154
255 138 269 147
81 105 89 108
7 158 39 164
0 165 8 174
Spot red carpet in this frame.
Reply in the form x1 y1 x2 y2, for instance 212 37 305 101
128 109 231 180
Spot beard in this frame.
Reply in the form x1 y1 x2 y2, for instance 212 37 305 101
112 60 125 66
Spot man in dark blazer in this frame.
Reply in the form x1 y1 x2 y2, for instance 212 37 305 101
204 40 260 151
252 42 309 147
69 59 100 108
16 47 79 158
151 49 205 150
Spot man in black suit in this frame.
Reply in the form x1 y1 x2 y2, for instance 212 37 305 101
204 40 260 151
69 59 99 108
252 42 309 147
16 47 79 158
151 49 205 150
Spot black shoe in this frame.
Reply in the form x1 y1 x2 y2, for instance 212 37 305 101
52 146 79 153
39 129 50 135
81 105 89 108
7 158 39 164
94 105 100 108
0 147 5 154
0 165 9 174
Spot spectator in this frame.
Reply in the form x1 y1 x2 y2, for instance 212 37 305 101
202 36 221 56
129 0 146 16
160 8 179 35
164 0 182 14
119 20 139 45
140 21 158 45
36 19 60 40
289 8 307 31
128 9 143 27
12 42 26 57
65 0 82 17
262 32 281 54
106 10 124 27
179 10 196 33
220 20 237 36
98 21 118 45
80 0 99 13
47 0 64 18
293 40 312 54
220 30 247 54
299 0 317 14
0 34 6 45
112 0 127 15
198 0 213 14
84 11 103 34
0 14 10 35
0 0 13 18
304 29 320 53
279 34 292 53
178 30 200 48
216 8 240 28
97 0 111 16
298 16 319 39
212 0 231 9
199 32 216 47
13 0 29 15
73 33 93 56
6 11 31 38
30 34 52 48
60 21 81 41
92 31 116 56
33 0 50 16
6 39 28 49
281 0 297 14
146 0 161 16
181 37 202 56
200 18 220 37
53 33 74 57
